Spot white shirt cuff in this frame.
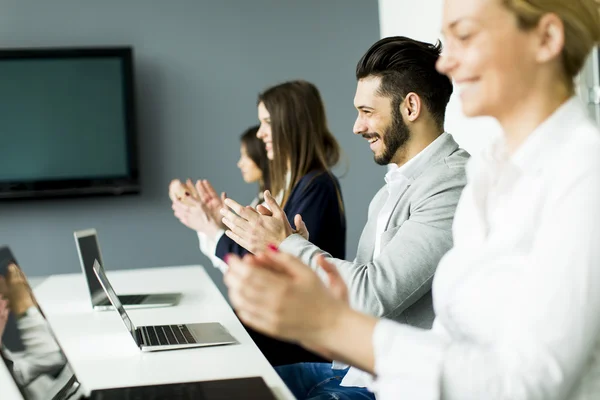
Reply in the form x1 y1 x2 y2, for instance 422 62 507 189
197 230 227 272
372 319 448 400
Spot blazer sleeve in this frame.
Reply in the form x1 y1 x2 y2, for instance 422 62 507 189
215 232 248 261
280 167 465 319
283 174 345 259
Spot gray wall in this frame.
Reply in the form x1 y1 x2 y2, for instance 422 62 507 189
0 0 382 296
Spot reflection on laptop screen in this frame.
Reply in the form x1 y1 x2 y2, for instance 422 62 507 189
0 247 80 400
76 233 107 305
92 260 137 343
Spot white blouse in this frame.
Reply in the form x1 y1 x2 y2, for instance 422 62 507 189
371 97 600 400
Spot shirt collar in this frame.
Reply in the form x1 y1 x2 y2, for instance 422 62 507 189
385 132 451 185
511 96 584 173
468 96 586 178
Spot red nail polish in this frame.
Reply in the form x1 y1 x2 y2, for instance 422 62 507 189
224 255 231 264
267 244 279 252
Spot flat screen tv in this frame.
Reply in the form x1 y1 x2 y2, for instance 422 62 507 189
0 46 140 200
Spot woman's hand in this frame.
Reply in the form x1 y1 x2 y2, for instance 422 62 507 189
221 190 308 253
224 251 348 344
196 180 227 230
172 196 223 240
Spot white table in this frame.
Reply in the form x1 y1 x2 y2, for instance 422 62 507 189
27 265 295 399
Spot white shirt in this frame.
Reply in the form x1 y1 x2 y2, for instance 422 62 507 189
341 132 451 388
370 97 600 400
373 132 450 257
197 230 228 273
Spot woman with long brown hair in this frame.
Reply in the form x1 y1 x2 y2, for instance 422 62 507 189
174 80 346 364
216 80 347 258
179 80 346 262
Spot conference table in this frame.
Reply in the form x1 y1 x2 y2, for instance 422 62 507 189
21 265 295 399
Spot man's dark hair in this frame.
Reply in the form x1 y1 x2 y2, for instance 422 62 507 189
356 36 453 128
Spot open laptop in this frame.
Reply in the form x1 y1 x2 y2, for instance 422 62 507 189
0 246 275 400
74 229 181 311
92 260 238 352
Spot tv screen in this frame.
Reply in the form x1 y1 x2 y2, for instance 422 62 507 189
0 47 139 200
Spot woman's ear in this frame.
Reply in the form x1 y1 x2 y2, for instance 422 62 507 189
534 13 565 65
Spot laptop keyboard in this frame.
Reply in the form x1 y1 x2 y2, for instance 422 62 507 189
141 325 197 346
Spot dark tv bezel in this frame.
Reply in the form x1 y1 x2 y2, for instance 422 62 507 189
0 46 140 200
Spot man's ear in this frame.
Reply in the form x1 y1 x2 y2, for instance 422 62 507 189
403 92 422 122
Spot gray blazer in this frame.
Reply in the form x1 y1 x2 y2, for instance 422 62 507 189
279 134 469 329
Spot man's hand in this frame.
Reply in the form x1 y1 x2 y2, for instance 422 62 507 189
221 190 308 253
316 255 348 305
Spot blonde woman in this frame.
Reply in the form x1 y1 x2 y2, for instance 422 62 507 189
223 0 600 399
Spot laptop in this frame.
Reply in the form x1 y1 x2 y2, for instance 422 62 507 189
92 260 238 352
74 229 181 311
0 246 275 400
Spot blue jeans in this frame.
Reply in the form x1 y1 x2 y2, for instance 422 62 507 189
276 363 376 400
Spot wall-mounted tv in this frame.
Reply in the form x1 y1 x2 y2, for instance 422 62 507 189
0 46 140 200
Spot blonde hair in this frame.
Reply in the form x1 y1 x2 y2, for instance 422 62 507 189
503 0 600 80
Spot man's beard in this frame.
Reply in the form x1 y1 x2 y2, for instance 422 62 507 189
374 109 410 165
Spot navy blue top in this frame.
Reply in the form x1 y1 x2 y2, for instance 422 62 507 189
216 169 346 260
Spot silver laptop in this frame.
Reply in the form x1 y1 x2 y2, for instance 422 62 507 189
93 260 238 352
0 246 83 400
74 228 181 310
0 246 272 400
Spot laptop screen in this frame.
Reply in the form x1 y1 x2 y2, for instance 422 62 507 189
0 246 81 400
75 231 108 306
91 261 137 345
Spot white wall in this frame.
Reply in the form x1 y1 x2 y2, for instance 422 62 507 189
378 0 501 156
